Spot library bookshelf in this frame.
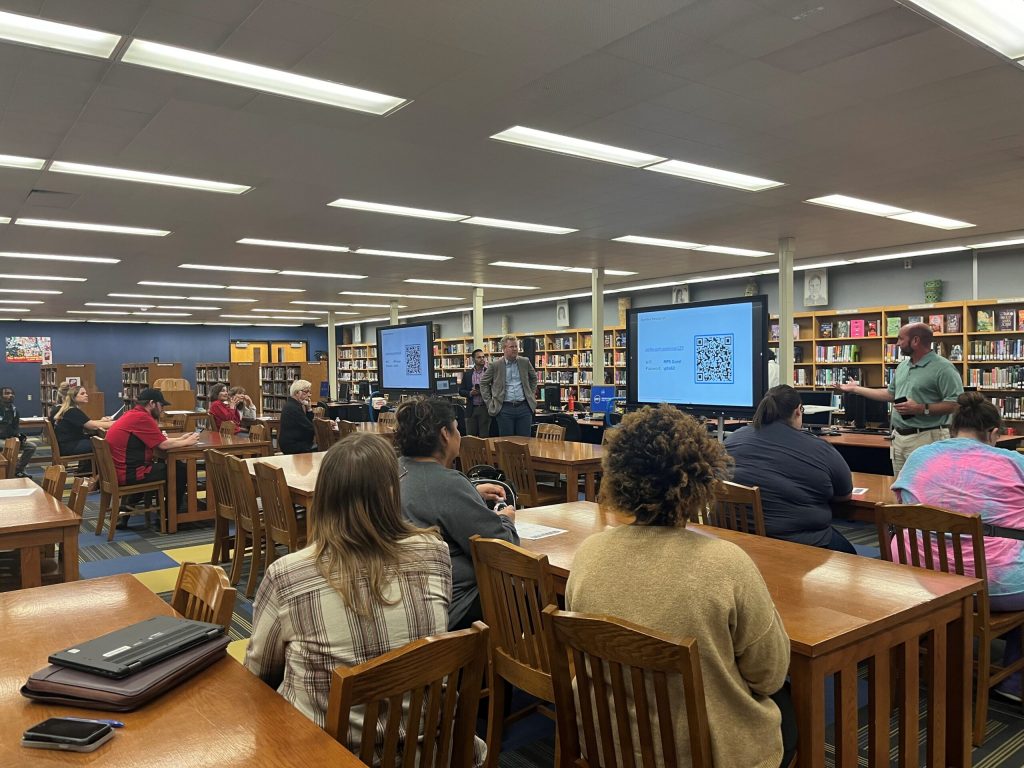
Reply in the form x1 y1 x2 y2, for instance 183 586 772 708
195 362 261 414
39 364 104 420
259 361 328 415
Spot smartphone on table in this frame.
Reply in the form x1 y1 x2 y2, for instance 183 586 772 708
22 718 114 752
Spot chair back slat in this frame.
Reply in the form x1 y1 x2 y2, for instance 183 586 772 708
543 607 713 768
254 461 306 554
166 413 187 432
219 420 237 435
495 440 542 507
536 423 566 442
248 423 268 443
337 420 358 437
204 450 235 522
376 411 397 429
206 413 218 432
224 454 262 533
90 436 118 495
1 437 19 478
41 464 67 498
171 561 236 632
458 435 491 475
67 476 90 517
183 412 203 432
325 623 488 768
313 418 338 450
707 481 766 537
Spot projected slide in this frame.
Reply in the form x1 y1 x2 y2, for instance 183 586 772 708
379 324 431 391
635 302 755 407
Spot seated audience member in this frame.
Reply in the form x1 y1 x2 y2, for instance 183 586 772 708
726 385 855 553
893 391 1024 701
245 434 483 763
51 384 116 473
228 386 257 423
567 405 795 768
395 397 518 630
104 388 199 521
0 386 36 477
279 379 315 455
207 383 241 433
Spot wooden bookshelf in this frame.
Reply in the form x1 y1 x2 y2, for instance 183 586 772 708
336 343 378 387
39 364 104 419
259 361 328 415
195 362 262 414
121 362 183 405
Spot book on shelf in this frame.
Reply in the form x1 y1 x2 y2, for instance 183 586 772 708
836 320 850 338
928 314 944 333
769 322 800 342
866 320 879 337
819 321 833 338
907 314 924 326
977 310 994 332
945 313 961 333
886 316 902 336
949 344 963 362
849 319 865 337
997 309 1016 332
1020 309 1024 332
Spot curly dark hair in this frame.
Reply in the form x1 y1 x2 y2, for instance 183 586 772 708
601 404 731 527
394 397 456 458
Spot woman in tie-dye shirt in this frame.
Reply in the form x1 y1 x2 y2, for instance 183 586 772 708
892 391 1024 699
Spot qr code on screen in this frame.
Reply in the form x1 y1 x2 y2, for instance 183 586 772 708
405 344 422 376
694 334 734 383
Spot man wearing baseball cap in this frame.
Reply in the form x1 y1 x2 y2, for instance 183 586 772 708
105 387 200 528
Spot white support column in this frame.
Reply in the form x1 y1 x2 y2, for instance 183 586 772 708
777 237 795 389
473 288 484 350
389 300 399 326
326 311 337 401
591 269 605 392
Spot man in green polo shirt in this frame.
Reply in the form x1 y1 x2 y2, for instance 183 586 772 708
838 322 963 475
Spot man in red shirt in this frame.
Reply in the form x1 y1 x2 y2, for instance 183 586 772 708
105 388 200 526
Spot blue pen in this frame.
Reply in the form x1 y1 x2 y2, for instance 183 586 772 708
63 717 125 728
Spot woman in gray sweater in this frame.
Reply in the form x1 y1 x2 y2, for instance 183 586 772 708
396 397 518 630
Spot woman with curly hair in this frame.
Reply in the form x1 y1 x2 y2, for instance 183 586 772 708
566 404 795 768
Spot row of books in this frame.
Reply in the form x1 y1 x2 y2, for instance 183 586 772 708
966 339 1024 361
259 366 305 381
815 344 860 363
339 359 376 370
338 348 376 360
261 382 293 396
814 367 862 387
819 319 880 338
436 343 467 355
194 367 231 382
975 309 1024 333
987 396 1024 419
967 367 1024 389
542 354 578 367
883 342 963 362
792 369 809 386
337 372 379 382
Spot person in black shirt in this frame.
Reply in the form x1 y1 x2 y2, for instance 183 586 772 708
0 386 36 477
279 379 315 454
51 385 115 472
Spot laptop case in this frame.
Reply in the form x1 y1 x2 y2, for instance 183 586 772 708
21 634 229 711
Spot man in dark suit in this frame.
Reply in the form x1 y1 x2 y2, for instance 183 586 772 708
480 335 538 437
459 348 491 437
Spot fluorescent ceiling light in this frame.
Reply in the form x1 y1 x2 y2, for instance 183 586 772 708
0 251 118 264
86 302 154 308
180 264 277 274
0 288 60 294
16 218 169 236
968 238 1024 249
0 216 9 224
222 314 270 319
354 248 450 261
250 308 327 314
156 305 218 311
0 307 28 312
49 161 250 194
339 291 464 300
238 238 349 253
851 246 968 263
613 235 704 249
121 39 408 115
645 160 783 191
805 195 909 217
132 311 190 316
87 319 144 323
148 321 201 325
186 296 256 303
226 285 304 293
279 270 366 279
69 310 129 315
695 245 773 257
290 300 402 308
405 279 538 289
24 318 76 322
210 322 253 326
0 273 85 282
110 293 186 300
0 10 121 58
793 260 852 271
141 281 225 289
490 126 665 168
901 1 1024 60
460 216 576 235
489 261 636 276
887 211 974 229
327 198 467 221
0 153 45 170
0 299 43 304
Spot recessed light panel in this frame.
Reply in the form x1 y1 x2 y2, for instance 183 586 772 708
901 1 1024 60
0 153 45 170
355 248 451 261
327 197 467 221
16 218 169 236
645 159 783 191
0 273 85 281
0 9 121 58
489 261 636 276
49 161 251 194
180 264 277 274
0 251 118 264
279 270 366 279
226 285 304 293
405 279 537 289
460 216 576 235
806 195 909 217
141 281 225 289
0 299 43 304
967 238 1024 249
0 288 61 294
886 212 974 230
186 296 256 303
110 293 186 300
238 238 349 253
339 291 464 300
695 245 773 257
490 126 665 167
612 235 704 249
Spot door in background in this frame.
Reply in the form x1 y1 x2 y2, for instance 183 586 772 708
230 341 270 363
271 341 307 362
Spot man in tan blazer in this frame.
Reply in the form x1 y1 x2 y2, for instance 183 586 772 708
480 335 538 437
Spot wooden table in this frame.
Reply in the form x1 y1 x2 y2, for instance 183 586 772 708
486 436 604 502
245 452 323 507
516 501 979 768
0 478 79 588
822 429 1023 474
159 432 270 533
0 575 361 767
834 471 897 523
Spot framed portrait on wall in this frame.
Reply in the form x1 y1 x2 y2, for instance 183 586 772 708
804 269 828 307
555 300 570 328
462 311 472 334
671 285 690 305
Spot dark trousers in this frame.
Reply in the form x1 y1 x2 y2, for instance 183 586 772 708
15 436 36 474
826 527 857 554
124 461 187 511
464 407 491 437
496 402 533 437
771 682 798 768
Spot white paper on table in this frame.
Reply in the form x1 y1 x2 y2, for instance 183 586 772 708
851 487 869 496
515 522 567 540
0 487 40 498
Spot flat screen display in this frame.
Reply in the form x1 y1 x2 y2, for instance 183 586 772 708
376 322 434 395
627 295 768 416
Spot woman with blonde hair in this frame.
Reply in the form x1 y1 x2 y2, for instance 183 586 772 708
51 384 115 469
245 433 480 760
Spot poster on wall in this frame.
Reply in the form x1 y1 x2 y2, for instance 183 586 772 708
555 300 570 328
803 269 828 307
5 336 52 363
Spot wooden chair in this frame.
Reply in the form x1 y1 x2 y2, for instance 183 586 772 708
459 435 492 476
376 411 397 429
205 449 237 566
205 413 218 432
219 420 237 435
224 453 266 598
877 503 1024 747
470 536 559 767
705 481 767 537
542 606 713 768
165 413 188 432
2 437 18 478
43 418 92 474
41 464 67 498
535 423 566 442
495 440 564 508
337 420 358 438
183 412 204 432
66 476 90 517
91 436 164 541
324 622 489 768
254 461 307 565
312 406 325 419
171 561 236 633
248 422 268 444
314 418 338 450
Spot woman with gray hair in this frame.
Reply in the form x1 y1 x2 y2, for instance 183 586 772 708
279 378 315 454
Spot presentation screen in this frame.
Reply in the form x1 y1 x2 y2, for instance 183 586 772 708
627 295 769 416
376 322 434 395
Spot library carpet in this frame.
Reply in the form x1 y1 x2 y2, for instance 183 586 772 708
5 470 1024 766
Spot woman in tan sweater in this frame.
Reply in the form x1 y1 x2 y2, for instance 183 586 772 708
565 404 795 768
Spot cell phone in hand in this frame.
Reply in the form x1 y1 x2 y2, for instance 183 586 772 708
894 396 908 404
22 718 113 752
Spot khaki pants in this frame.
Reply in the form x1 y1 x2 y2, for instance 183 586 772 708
890 427 949 477
465 408 492 437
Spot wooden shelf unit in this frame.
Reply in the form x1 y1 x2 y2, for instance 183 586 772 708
337 343 378 386
195 362 262 414
39 364 104 419
121 362 183 405
259 361 328 415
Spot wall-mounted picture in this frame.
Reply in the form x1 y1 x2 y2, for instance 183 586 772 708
64 376 81 387
555 300 570 328
671 285 690 304
804 269 828 307
5 336 52 363
462 311 472 334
